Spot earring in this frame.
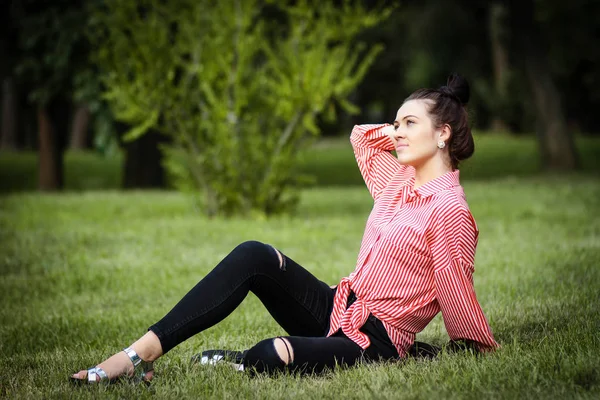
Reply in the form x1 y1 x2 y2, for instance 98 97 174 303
437 141 446 149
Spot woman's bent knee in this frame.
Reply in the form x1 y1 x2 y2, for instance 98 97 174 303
230 241 268 264
233 240 267 254
243 338 290 374
231 240 284 270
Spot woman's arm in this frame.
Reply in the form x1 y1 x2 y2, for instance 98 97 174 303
350 124 408 200
429 205 500 352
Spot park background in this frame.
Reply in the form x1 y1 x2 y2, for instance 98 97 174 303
0 0 599 398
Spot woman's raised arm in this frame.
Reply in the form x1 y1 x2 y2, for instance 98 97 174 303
350 124 407 201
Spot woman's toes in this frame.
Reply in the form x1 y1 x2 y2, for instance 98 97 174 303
71 370 88 380
144 370 154 382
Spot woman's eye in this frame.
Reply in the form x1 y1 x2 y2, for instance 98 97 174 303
407 120 415 126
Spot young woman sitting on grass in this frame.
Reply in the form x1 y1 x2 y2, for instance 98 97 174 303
71 73 499 384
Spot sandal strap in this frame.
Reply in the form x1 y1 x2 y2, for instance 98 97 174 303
123 347 142 368
87 368 97 383
95 367 108 380
86 366 109 383
123 346 153 380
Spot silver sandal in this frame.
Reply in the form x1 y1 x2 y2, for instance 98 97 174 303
71 346 154 385
191 349 246 371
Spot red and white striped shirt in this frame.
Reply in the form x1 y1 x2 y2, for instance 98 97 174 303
327 124 499 356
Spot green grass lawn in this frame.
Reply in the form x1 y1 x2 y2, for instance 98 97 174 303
1 172 599 398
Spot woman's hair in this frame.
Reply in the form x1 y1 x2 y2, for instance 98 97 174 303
404 73 474 169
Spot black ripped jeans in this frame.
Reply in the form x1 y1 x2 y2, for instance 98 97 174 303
149 241 405 374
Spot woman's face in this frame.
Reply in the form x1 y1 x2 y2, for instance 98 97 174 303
390 100 441 168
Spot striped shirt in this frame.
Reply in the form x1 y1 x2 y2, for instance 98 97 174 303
327 124 499 356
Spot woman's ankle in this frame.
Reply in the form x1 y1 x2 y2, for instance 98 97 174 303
131 331 164 363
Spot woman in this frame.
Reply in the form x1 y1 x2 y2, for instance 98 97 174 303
71 73 499 384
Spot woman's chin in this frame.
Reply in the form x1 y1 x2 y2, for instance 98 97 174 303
396 156 414 166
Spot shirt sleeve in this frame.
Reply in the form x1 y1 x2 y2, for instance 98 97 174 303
350 124 408 201
429 205 500 352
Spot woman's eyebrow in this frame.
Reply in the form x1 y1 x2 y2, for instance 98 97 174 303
395 115 419 123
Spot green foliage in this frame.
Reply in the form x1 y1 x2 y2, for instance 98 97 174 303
89 0 390 217
12 0 119 156
13 1 89 105
73 68 120 155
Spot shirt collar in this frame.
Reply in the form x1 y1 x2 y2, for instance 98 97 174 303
403 170 461 201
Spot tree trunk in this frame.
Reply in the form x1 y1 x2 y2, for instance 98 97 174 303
489 2 510 133
1 77 18 150
69 104 90 150
526 59 578 170
38 98 70 190
121 128 167 189
508 0 578 170
38 106 63 190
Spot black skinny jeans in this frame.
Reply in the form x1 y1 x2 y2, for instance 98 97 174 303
149 240 400 374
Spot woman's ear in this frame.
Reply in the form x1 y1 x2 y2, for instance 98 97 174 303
439 124 452 142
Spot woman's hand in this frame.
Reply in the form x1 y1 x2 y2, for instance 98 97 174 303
381 124 397 147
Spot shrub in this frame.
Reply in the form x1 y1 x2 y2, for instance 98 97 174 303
90 0 390 216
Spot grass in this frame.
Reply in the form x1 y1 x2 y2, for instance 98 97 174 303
0 135 599 398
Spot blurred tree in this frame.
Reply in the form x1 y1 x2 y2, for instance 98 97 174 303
71 64 162 188
1 1 19 151
90 0 389 216
10 0 159 189
353 1 497 127
354 0 588 170
12 0 89 190
508 0 578 170
0 79 19 151
534 0 600 134
119 128 168 189
68 104 90 150
474 0 524 133
70 67 116 153
488 2 509 132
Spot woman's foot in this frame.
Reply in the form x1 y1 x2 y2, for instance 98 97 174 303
71 331 163 384
191 349 247 372
71 349 154 383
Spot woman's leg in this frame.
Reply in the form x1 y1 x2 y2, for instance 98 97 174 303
150 240 334 353
242 333 397 375
73 240 334 380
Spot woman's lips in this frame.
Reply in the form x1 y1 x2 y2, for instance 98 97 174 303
396 144 409 151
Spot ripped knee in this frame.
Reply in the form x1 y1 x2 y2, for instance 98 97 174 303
273 337 294 365
242 337 293 374
233 241 286 271
267 245 286 271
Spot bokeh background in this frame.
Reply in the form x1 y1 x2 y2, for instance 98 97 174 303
0 0 598 200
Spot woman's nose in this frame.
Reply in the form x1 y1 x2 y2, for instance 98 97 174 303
392 128 405 140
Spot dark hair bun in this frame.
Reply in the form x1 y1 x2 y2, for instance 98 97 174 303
445 73 470 105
